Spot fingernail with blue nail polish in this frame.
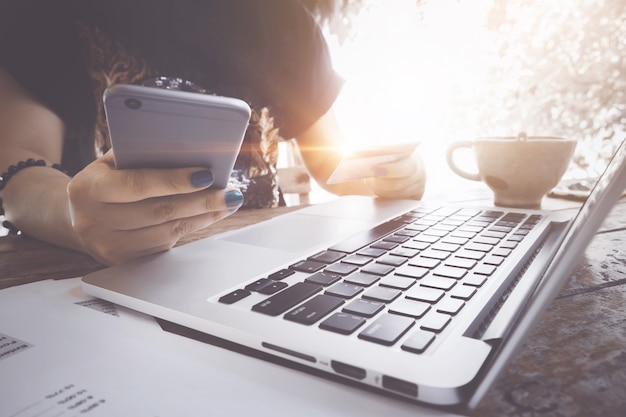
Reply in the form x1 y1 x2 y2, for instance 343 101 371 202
191 170 214 187
225 190 244 210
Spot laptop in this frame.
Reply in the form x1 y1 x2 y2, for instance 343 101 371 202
82 137 626 412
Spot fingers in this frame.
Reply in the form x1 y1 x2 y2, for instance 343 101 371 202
368 154 427 200
82 150 221 203
66 150 247 265
94 188 244 230
83 209 235 265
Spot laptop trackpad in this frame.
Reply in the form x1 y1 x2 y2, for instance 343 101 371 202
218 213 366 254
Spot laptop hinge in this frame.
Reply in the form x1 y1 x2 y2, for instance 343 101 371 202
474 220 570 342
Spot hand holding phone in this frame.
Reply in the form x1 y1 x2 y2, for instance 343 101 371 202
103 84 251 188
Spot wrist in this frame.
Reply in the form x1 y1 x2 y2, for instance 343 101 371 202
0 159 69 235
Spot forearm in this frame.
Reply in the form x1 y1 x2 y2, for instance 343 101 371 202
1 161 85 253
295 109 374 197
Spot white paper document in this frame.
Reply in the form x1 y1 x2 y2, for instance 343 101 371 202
0 278 464 417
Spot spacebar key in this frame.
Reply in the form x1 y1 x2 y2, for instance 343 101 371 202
252 282 322 316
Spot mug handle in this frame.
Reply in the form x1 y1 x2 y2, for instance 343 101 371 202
446 141 481 181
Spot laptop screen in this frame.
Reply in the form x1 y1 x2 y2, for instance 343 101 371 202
468 136 626 408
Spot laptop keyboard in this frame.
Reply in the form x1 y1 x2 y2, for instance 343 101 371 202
218 206 542 354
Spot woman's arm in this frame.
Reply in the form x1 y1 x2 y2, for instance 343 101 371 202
0 67 82 250
295 108 426 200
0 68 244 265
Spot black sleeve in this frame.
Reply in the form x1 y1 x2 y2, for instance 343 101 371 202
177 0 345 139
0 0 97 174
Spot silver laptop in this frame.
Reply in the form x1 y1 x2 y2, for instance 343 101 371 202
82 137 626 412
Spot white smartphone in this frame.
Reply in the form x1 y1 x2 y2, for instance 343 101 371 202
103 84 251 188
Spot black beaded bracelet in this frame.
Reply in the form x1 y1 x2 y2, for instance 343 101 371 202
0 158 68 235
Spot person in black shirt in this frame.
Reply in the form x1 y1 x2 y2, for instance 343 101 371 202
0 0 426 265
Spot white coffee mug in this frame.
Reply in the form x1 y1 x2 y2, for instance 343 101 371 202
446 132 577 208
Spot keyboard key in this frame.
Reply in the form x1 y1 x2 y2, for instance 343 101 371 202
420 249 451 260
395 265 429 279
441 236 469 246
405 286 446 303
450 230 476 239
401 330 436 354
358 247 386 258
465 242 493 253
371 241 399 251
500 241 519 249
419 276 457 291
409 257 440 269
305 271 342 286
343 299 385 318
384 234 411 244
431 223 456 232
320 312 366 334
309 250 346 264
437 297 465 315
456 249 485 260
463 274 487 287
358 314 415 346
458 225 484 234
431 242 460 252
395 228 419 237
341 254 373 266
474 264 497 276
401 240 430 251
329 220 406 253
423 228 448 238
245 278 274 292
362 286 401 303
474 236 501 246
444 257 477 269
390 247 419 258
432 265 467 279
326 282 364 299
290 259 326 273
344 272 380 286
450 285 477 300
218 289 250 304
376 254 408 267
252 282 322 316
420 312 452 333
379 276 416 290
482 231 507 239
325 263 359 276
257 281 289 295
388 298 430 319
492 248 512 257
489 226 513 234
268 269 296 281
441 218 465 226
414 234 439 244
404 223 429 232
284 294 345 325
484 255 505 266
361 263 395 276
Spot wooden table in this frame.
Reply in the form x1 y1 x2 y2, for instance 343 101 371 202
1 199 625 416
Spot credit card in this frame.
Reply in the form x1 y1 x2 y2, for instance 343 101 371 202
327 142 419 185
